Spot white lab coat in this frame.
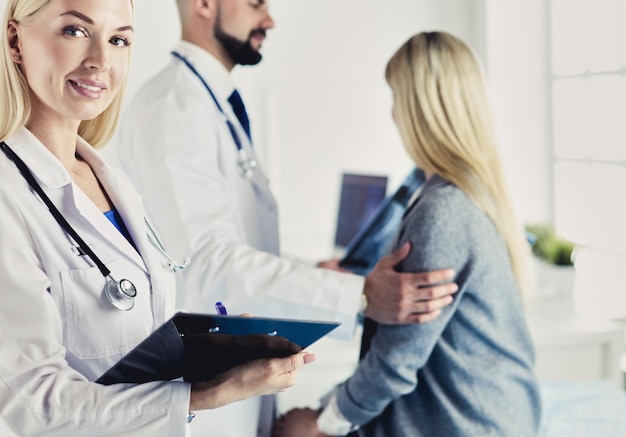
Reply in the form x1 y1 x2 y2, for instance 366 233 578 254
0 128 190 436
107 41 365 437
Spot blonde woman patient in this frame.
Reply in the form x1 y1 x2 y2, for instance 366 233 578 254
0 0 314 435
274 31 541 437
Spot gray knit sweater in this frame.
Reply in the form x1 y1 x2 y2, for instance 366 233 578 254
336 175 541 436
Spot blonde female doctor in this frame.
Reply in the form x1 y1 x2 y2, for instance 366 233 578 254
0 0 312 436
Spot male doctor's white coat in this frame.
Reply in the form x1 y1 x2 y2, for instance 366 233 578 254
109 41 365 437
0 128 191 436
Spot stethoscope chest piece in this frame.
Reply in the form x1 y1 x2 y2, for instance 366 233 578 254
104 275 137 311
238 149 257 180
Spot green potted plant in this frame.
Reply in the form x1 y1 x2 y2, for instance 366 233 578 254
525 223 575 266
525 223 577 298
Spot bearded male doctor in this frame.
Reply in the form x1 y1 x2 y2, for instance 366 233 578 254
107 1 458 436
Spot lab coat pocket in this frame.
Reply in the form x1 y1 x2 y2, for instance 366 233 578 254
60 260 153 360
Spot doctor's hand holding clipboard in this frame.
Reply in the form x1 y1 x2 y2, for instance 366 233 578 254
182 331 303 383
97 302 336 388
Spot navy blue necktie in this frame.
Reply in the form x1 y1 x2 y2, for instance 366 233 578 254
228 89 251 141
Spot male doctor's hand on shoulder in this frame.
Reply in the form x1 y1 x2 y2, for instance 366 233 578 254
319 242 457 325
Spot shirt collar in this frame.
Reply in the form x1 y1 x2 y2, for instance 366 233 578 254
5 127 70 189
5 127 112 189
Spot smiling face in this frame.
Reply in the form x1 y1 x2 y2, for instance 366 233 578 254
8 0 133 128
214 0 274 67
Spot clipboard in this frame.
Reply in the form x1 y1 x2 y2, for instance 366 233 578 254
96 312 340 385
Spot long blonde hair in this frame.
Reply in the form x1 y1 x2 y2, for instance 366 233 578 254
0 0 131 148
386 31 529 293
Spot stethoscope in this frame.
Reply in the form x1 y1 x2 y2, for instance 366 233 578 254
171 51 258 180
0 142 189 311
145 217 190 273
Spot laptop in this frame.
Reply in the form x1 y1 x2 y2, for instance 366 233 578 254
334 173 388 250
339 168 425 276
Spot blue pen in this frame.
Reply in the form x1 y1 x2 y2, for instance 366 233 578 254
215 301 228 315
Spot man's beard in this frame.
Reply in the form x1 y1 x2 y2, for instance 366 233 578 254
215 17 265 66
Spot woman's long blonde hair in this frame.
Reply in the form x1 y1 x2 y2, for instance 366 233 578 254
386 31 529 293
0 0 131 148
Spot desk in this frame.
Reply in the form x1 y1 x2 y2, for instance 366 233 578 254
525 296 625 388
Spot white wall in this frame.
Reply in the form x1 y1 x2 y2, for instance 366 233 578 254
484 0 552 225
126 0 180 102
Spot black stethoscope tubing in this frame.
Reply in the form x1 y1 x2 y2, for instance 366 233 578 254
0 142 138 311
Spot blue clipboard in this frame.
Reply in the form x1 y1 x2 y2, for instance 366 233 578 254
96 312 340 385
171 312 340 346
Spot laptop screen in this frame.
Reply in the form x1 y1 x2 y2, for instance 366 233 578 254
334 173 388 248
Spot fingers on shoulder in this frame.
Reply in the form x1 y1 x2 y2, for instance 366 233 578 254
412 268 455 286
404 273 458 299
407 309 442 324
